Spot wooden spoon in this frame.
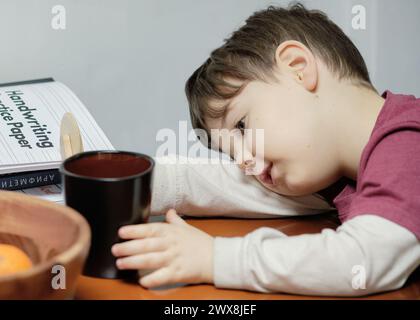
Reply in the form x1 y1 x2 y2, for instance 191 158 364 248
60 112 84 160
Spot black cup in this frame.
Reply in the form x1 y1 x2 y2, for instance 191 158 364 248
59 150 154 280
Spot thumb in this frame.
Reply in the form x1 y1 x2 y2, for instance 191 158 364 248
166 208 187 226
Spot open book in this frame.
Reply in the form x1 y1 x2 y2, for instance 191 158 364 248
0 78 114 190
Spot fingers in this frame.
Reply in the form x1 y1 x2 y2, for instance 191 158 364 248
165 209 187 226
139 267 176 288
118 222 166 240
118 208 185 241
116 251 170 270
112 238 167 258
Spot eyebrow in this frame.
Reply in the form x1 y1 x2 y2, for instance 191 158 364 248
219 81 250 127
221 100 237 128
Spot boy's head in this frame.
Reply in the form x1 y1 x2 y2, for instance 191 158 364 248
185 3 377 196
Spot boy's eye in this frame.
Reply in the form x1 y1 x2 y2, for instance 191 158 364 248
235 118 246 133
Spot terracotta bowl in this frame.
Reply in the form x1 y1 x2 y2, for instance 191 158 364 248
0 191 91 299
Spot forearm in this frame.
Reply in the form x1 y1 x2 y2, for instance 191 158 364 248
150 154 331 218
213 215 420 296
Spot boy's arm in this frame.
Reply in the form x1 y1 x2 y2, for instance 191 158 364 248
214 215 420 296
151 154 332 217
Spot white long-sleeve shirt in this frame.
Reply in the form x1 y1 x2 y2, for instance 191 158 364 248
151 155 420 296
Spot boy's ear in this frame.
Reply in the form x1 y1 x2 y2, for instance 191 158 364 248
274 40 318 91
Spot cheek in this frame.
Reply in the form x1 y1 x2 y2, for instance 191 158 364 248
283 153 340 195
261 127 310 162
251 117 291 158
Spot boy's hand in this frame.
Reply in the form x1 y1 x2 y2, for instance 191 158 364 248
111 209 214 288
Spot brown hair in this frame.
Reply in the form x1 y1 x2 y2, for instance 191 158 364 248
185 3 375 146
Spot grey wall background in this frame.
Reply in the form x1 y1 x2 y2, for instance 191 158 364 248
0 0 419 156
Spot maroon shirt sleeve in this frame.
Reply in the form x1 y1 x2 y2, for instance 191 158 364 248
346 128 420 239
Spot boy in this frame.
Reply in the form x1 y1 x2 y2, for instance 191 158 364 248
111 4 420 296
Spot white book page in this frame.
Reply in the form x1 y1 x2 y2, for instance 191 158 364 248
16 184 64 204
0 81 114 174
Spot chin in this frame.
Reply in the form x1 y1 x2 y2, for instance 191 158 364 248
272 175 317 196
255 166 321 196
255 177 301 196
275 185 311 197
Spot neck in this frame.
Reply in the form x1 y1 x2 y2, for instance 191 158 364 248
325 82 385 180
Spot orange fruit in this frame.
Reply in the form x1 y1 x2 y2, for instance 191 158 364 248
0 244 33 276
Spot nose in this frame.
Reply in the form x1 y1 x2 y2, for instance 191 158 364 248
232 129 257 172
236 141 256 171
231 128 266 175
239 155 256 171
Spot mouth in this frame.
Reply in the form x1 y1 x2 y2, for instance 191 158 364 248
259 162 274 185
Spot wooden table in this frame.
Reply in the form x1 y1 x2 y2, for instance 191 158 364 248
75 214 420 300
